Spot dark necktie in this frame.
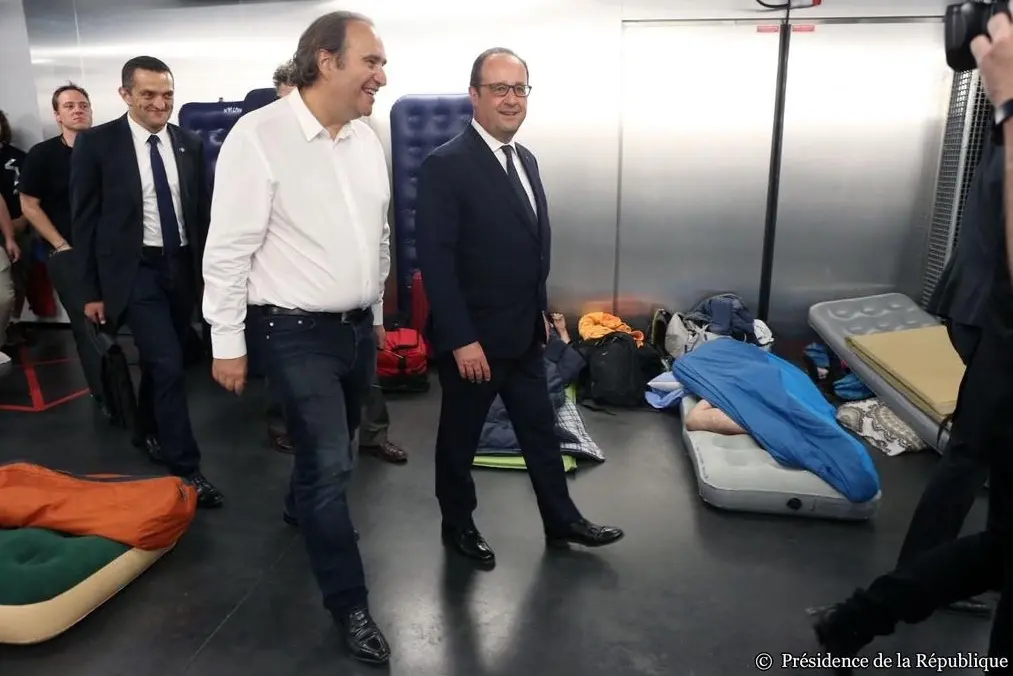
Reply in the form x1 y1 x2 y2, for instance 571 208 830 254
501 145 537 225
146 135 181 250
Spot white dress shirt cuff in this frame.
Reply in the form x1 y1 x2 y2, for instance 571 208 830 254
371 300 384 326
211 331 248 360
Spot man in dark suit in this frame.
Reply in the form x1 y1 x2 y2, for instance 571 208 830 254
71 55 223 507
415 47 622 567
889 136 1004 616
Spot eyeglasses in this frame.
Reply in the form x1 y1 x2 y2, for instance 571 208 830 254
478 83 532 98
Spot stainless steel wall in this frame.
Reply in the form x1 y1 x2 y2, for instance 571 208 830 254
15 0 958 335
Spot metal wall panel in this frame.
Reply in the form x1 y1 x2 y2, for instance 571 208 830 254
21 0 625 321
615 21 781 317
766 20 952 336
621 0 785 21
789 0 951 19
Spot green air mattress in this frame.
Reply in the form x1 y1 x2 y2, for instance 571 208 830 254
0 528 130 605
0 527 172 645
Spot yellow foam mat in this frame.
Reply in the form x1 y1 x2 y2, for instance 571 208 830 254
846 325 964 422
0 545 171 645
474 454 578 472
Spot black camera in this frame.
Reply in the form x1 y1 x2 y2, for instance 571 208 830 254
946 1 1010 71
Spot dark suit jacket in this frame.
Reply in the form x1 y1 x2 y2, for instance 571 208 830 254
927 135 1009 331
415 124 551 360
70 114 210 324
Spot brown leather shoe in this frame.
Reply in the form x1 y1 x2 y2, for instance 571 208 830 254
268 425 294 454
361 441 407 464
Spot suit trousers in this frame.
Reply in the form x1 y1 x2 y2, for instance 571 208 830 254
251 306 375 615
434 339 582 532
124 249 201 476
835 328 1012 663
46 249 104 401
895 321 992 566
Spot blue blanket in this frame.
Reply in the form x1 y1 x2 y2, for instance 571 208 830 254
674 339 880 503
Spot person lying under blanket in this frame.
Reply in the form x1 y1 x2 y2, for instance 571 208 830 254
477 313 587 453
685 399 746 435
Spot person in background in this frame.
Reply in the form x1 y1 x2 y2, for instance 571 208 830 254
19 83 107 416
0 110 28 349
810 14 1013 668
273 60 296 97
264 58 407 465
202 12 394 664
0 196 18 370
71 56 223 508
414 47 623 568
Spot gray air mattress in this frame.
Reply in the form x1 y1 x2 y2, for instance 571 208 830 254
808 293 948 451
679 395 880 520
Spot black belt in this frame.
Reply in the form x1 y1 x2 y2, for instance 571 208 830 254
254 304 370 324
141 245 188 258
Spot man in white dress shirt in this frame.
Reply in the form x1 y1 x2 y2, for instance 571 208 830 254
202 12 393 665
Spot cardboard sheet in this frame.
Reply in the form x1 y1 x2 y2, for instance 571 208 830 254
845 326 964 423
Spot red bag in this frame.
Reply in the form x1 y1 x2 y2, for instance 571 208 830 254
410 271 436 359
0 462 198 550
377 327 429 392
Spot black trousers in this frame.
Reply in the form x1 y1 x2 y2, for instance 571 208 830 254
124 249 201 476
839 328 1012 661
434 339 581 533
45 249 104 400
896 321 991 566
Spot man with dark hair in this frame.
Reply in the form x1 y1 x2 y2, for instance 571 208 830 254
0 109 27 349
260 59 406 467
415 47 623 568
71 55 223 508
20 83 108 414
202 12 392 664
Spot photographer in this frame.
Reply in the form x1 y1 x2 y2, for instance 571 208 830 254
806 11 1013 670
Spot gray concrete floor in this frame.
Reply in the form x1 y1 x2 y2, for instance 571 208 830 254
0 327 995 675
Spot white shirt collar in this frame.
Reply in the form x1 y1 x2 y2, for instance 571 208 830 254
288 89 355 143
126 113 171 147
471 118 516 154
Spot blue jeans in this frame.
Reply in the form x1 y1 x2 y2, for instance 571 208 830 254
250 305 376 614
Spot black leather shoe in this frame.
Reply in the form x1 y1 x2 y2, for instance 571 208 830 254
132 434 166 464
546 519 624 548
335 605 390 665
945 597 992 617
186 472 224 508
808 603 870 675
441 524 495 567
282 511 359 540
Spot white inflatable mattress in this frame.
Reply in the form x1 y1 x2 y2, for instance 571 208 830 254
807 293 948 451
679 395 880 520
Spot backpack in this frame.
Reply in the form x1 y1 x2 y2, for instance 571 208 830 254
377 327 430 393
579 332 647 407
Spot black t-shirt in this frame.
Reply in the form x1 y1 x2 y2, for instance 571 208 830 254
0 143 27 220
18 135 74 245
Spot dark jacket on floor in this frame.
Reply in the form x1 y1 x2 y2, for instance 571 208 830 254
477 335 586 454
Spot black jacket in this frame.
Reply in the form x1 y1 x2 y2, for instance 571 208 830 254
415 124 551 360
70 114 210 323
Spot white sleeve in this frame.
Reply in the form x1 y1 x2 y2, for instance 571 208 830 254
371 140 392 326
201 124 273 359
